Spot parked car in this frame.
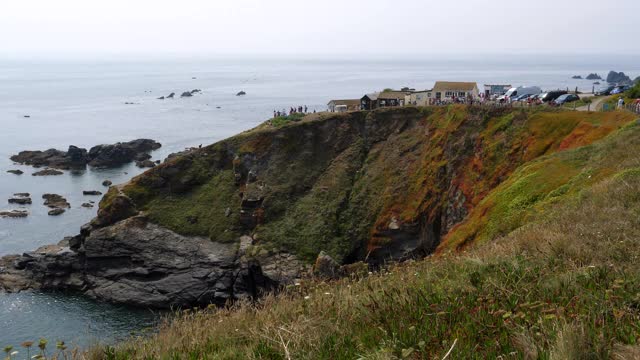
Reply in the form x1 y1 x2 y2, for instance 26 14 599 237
501 86 542 102
610 85 631 95
554 94 580 105
541 90 567 102
595 86 616 96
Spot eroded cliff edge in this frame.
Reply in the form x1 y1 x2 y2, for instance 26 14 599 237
1 106 634 308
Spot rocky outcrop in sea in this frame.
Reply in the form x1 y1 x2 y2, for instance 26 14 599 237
11 139 161 170
606 71 632 84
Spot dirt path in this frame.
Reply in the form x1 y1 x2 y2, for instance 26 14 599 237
577 96 606 111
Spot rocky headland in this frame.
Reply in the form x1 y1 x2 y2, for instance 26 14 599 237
0 107 635 309
10 139 161 170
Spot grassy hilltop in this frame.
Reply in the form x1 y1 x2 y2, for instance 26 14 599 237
85 106 640 359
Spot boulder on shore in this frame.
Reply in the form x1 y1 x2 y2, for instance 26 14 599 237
7 170 23 175
136 159 156 168
32 169 63 176
102 180 113 187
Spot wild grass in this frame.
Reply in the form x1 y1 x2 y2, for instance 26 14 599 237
67 168 640 359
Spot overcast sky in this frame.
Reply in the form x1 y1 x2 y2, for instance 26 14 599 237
1 0 638 58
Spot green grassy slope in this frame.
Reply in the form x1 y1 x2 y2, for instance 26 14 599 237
92 117 640 359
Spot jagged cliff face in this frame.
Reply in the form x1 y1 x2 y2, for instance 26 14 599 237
3 106 635 308
105 106 633 262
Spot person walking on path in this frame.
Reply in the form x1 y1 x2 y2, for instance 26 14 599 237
618 98 625 109
635 99 640 113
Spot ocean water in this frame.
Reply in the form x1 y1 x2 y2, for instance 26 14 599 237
0 56 638 347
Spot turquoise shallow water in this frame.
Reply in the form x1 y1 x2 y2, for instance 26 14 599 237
0 56 638 347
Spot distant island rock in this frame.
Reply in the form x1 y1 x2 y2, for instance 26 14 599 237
236 91 246 96
571 75 582 79
167 92 175 99
606 71 632 84
181 91 193 97
11 139 161 170
586 73 602 80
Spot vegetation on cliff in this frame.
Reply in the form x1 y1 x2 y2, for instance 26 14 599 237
70 106 640 359
95 130 640 358
104 106 635 265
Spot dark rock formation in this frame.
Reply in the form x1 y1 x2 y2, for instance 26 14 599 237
11 140 161 170
157 96 165 100
586 73 602 80
7 170 23 175
102 180 113 187
11 146 86 170
87 139 161 168
167 92 175 99
43 194 70 209
83 191 103 196
190 89 201 95
607 71 632 84
48 209 65 216
236 91 246 96
14 193 30 197
32 169 63 176
0 210 28 218
82 203 94 208
8 197 32 205
0 215 304 308
572 75 582 79
181 92 193 97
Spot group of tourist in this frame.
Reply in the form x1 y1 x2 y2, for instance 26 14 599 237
273 105 310 118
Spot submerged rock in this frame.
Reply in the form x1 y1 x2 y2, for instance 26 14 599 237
0 210 28 218
8 197 32 205
83 190 103 196
48 208 65 216
81 203 94 208
43 194 70 209
7 170 23 175
32 169 63 176
236 91 246 96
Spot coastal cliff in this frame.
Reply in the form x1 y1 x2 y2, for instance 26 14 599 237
1 106 635 308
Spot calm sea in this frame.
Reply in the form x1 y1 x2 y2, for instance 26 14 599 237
0 56 638 347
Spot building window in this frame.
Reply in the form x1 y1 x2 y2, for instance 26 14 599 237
458 92 466 97
445 91 453 97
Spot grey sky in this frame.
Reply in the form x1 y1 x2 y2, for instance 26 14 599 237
1 0 638 58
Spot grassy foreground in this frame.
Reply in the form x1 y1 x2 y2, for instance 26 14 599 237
77 119 640 359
